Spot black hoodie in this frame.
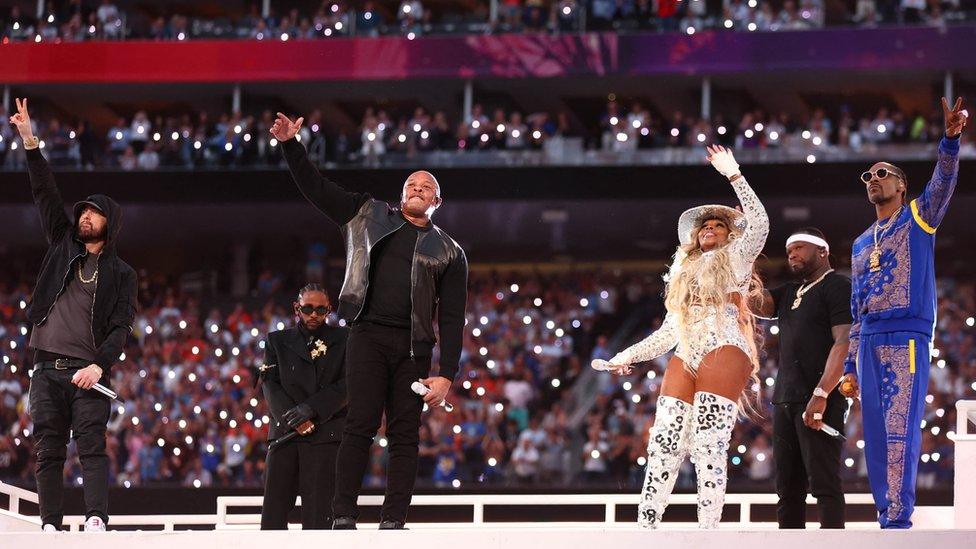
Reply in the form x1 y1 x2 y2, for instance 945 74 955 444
24 147 137 378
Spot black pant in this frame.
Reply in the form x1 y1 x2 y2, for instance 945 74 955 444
773 401 846 528
333 322 430 523
261 441 339 529
28 368 111 528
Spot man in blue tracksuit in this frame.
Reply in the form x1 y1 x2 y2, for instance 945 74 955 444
839 97 967 529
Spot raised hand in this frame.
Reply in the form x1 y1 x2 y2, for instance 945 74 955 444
8 97 35 142
269 112 304 142
942 96 968 138
706 144 740 179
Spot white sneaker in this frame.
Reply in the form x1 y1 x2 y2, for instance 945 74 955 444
84 516 106 532
41 524 59 532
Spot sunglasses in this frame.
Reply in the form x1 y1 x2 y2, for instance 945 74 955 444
298 305 330 316
860 167 902 184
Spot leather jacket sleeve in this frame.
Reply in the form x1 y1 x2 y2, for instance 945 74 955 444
435 247 468 381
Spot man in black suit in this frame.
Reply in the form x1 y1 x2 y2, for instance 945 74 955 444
260 283 348 530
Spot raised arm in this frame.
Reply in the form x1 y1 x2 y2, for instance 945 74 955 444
706 145 769 262
272 113 368 226
9 97 71 244
910 97 966 233
608 312 679 370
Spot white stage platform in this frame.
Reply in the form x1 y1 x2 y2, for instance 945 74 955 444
2 527 975 549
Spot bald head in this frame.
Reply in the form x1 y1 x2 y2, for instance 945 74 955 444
401 170 443 220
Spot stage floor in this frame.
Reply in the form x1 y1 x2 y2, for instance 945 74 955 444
2 526 975 549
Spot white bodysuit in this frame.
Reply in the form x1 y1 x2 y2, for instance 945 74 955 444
610 177 769 371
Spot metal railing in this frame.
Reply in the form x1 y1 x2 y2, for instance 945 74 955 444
955 400 976 436
215 492 880 528
0 481 952 531
0 481 38 516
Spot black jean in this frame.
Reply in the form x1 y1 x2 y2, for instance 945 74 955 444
333 322 430 523
261 440 339 530
773 401 846 529
28 367 111 528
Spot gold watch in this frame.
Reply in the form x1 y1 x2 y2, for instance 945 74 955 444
23 136 40 150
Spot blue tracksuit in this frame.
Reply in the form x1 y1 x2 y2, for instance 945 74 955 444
844 135 960 528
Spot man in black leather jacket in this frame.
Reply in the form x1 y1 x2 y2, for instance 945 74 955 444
260 284 348 530
9 98 137 532
273 112 467 530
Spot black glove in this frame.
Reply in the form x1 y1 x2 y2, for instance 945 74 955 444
282 403 315 429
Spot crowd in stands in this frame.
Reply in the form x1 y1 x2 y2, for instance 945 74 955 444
1 100 972 171
2 259 972 489
2 0 972 43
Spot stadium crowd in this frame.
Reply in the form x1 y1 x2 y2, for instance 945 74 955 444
1 262 972 490
2 101 972 171
1 0 971 43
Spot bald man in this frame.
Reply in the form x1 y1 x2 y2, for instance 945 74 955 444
272 114 468 530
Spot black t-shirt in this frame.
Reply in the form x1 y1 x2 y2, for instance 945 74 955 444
769 272 852 405
360 214 430 329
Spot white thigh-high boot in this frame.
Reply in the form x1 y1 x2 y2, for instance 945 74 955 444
689 391 738 529
637 396 694 529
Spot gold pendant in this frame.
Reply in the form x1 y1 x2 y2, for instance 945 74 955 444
791 296 802 310
869 248 882 273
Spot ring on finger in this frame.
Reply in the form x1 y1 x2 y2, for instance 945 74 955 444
812 413 823 420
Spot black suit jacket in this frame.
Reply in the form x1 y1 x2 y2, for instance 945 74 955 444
261 325 348 443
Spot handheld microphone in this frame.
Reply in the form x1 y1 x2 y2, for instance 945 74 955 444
803 413 847 441
411 381 454 412
591 359 615 371
92 383 119 401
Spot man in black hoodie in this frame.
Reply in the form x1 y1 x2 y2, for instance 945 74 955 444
9 98 137 532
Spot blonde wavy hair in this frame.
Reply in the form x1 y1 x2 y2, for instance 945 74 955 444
663 209 764 414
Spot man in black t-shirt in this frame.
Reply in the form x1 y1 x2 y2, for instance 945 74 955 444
757 228 851 529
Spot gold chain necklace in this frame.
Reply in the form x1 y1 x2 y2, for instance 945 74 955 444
870 206 902 273
77 255 99 284
792 269 834 310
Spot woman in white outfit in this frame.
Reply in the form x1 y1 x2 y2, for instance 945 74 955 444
601 145 769 529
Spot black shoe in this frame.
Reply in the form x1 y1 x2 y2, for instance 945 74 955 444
332 516 357 530
378 520 407 530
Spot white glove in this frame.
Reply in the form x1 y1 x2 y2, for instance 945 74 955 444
706 145 740 179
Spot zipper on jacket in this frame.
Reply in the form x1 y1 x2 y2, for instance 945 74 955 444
89 252 103 350
39 250 85 325
409 232 420 360
352 220 407 323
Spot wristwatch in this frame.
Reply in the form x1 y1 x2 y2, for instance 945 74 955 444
812 387 830 399
23 136 40 150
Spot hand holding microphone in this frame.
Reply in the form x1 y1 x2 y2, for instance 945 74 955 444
411 381 454 412
802 412 846 441
591 359 632 376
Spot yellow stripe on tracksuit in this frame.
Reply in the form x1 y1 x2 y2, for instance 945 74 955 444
909 339 916 374
910 199 937 234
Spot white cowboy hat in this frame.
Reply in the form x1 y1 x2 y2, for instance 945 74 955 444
676 205 746 247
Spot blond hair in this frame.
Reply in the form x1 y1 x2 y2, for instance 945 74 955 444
663 210 764 414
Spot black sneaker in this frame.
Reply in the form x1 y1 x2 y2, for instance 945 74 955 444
332 516 357 530
378 520 406 530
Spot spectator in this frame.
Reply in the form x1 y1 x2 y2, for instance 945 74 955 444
511 437 540 483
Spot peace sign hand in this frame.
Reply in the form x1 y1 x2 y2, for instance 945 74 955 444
8 97 35 142
942 96 968 138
